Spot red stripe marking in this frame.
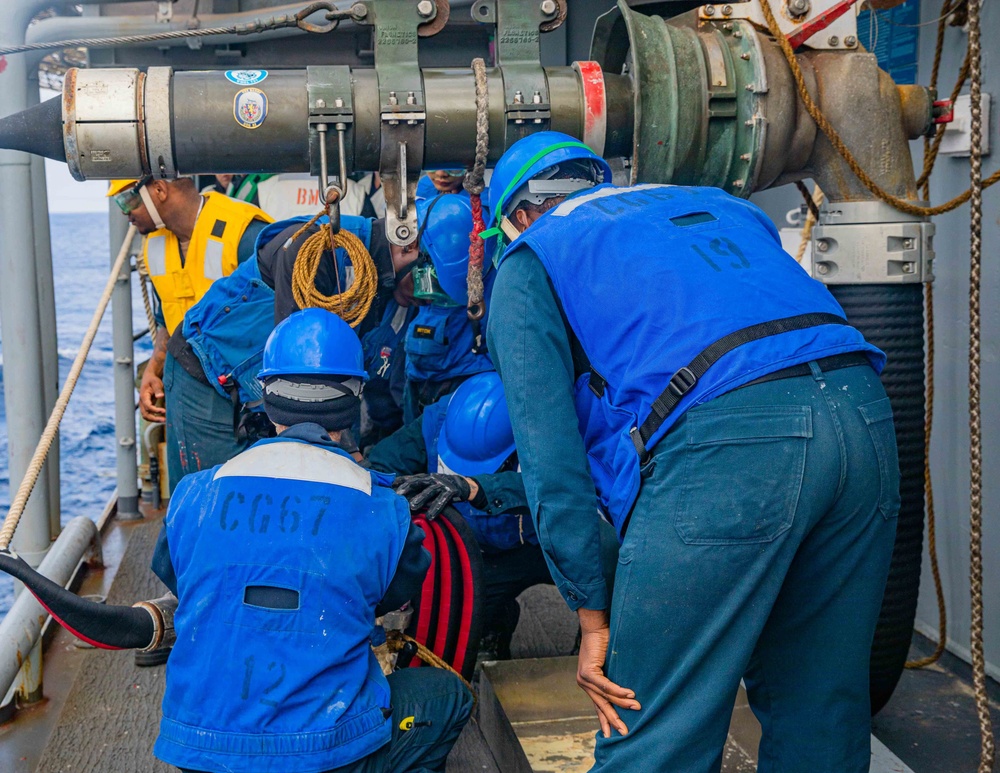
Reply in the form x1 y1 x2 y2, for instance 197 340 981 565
576 61 606 148
25 588 124 650
411 517 436 668
431 520 453 658
438 515 475 675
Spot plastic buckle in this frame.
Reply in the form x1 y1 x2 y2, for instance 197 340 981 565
668 367 697 398
629 426 650 464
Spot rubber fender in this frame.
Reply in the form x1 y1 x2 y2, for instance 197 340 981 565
831 283 925 715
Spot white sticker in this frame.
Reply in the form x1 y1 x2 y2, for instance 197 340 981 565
225 69 268 85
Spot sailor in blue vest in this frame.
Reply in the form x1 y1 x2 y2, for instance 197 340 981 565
269 214 422 450
150 308 472 773
163 215 380 493
368 372 556 659
403 194 494 423
483 132 900 773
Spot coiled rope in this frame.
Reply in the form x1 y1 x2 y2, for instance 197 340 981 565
463 57 490 322
0 225 137 552
385 629 476 703
758 0 999 216
290 201 378 328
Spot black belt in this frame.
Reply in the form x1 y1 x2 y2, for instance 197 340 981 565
166 326 212 387
738 351 872 390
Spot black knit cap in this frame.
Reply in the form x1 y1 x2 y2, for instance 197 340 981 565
262 375 361 432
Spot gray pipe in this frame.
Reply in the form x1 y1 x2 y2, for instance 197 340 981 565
0 1 53 570
109 209 140 518
0 516 99 702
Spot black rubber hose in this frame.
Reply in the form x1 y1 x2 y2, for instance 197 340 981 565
0 551 154 650
830 283 925 715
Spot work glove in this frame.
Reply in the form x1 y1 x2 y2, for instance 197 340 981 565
392 473 472 519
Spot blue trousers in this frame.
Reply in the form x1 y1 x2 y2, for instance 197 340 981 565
179 668 472 773
164 353 249 495
593 362 899 773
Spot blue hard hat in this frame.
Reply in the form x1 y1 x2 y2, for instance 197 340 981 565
258 308 368 380
438 372 516 476
416 194 475 305
483 131 612 247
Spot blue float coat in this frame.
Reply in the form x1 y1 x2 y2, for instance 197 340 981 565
150 423 429 773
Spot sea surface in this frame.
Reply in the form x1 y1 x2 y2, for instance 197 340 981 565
0 212 153 617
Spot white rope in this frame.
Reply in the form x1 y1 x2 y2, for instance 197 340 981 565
0 224 137 552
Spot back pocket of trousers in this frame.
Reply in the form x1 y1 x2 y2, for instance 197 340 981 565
858 397 900 520
674 405 812 545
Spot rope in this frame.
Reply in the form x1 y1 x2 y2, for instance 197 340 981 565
0 2 358 56
794 185 824 264
906 0 953 671
385 629 476 703
290 206 378 328
464 58 489 321
0 225 137 552
906 282 947 670
135 255 158 339
965 0 994 766
757 0 1000 216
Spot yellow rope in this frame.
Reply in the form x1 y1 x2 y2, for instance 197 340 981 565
0 225 138 551
795 186 825 265
385 629 476 703
290 209 378 328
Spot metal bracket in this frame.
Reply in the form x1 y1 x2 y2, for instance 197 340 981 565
357 1 438 245
307 66 355 190
478 0 564 146
811 201 935 284
698 0 858 50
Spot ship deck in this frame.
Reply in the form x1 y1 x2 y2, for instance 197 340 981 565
0 507 997 773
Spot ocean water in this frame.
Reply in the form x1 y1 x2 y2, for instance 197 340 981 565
0 212 153 616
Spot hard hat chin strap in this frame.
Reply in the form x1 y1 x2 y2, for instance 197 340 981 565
138 184 166 230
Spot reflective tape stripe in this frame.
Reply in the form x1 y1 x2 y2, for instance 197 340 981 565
550 183 669 217
214 442 372 495
203 239 225 281
145 236 167 276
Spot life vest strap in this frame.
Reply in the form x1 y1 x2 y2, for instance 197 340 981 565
633 312 850 461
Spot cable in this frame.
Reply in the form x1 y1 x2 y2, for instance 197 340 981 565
0 2 359 57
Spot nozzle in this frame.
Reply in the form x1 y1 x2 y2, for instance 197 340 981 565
0 97 65 162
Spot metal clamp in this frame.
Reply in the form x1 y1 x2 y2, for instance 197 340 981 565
308 66 354 208
811 200 936 284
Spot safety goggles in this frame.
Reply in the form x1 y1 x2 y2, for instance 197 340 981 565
412 253 461 307
112 175 153 215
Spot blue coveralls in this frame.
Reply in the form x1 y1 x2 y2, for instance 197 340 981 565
402 281 495 424
150 423 472 773
487 184 899 772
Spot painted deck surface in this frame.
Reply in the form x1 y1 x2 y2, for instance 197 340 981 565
4 514 996 773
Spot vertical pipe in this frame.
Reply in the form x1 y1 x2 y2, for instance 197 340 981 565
0 10 53 570
108 208 139 517
27 81 61 542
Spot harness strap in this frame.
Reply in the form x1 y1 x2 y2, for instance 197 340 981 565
631 312 850 461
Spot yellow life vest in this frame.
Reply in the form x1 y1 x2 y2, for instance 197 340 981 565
142 192 274 334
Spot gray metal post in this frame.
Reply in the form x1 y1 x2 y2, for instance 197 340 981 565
27 81 61 542
108 209 139 517
0 4 53 570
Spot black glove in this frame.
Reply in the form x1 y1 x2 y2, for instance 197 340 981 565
392 473 472 519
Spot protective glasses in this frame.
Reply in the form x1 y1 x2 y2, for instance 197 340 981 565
412 253 461 307
112 175 153 215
